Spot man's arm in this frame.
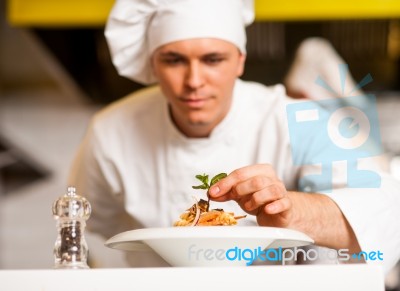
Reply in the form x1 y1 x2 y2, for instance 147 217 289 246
285 191 361 253
209 164 361 252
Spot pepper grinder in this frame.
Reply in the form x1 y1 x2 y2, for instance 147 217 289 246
52 186 91 269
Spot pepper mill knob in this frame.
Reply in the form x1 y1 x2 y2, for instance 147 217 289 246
52 186 91 269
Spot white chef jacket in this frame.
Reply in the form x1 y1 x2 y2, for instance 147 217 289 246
69 79 400 272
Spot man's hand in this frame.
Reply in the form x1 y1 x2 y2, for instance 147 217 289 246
208 164 361 253
208 164 293 227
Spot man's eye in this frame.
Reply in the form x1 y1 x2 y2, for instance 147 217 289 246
162 57 184 65
204 56 224 65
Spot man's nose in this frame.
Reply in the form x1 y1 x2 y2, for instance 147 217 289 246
185 62 204 89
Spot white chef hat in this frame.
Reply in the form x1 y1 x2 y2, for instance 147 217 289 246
105 0 255 85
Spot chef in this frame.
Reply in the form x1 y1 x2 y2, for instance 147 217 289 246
69 0 400 272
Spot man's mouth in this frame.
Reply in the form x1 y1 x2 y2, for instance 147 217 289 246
179 96 212 108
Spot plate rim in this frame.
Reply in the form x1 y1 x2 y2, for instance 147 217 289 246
105 226 314 249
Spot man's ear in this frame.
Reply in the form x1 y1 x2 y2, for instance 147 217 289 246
237 53 246 77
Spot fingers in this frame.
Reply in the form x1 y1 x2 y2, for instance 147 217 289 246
209 164 274 199
212 175 277 202
235 175 274 198
243 183 287 212
263 195 292 215
208 164 289 220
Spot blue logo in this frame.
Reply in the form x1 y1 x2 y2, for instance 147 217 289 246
286 64 382 192
187 244 383 265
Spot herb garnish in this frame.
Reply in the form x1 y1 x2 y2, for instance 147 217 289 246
192 173 227 211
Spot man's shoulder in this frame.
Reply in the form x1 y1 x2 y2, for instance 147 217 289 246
238 79 285 94
236 79 287 104
235 79 290 116
92 86 164 127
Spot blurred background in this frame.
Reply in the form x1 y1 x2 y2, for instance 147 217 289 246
0 0 399 289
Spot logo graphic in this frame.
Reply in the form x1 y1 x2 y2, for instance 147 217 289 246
188 244 383 266
286 64 382 192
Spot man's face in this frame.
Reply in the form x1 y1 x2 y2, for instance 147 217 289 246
152 38 246 138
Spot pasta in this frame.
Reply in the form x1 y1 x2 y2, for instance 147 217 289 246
173 199 246 227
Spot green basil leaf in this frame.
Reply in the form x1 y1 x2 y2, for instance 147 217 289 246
192 185 208 190
210 173 227 186
195 174 209 186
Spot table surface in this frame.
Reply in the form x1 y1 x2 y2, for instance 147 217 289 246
0 264 384 291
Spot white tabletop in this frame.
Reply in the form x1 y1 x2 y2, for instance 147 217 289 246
0 264 384 291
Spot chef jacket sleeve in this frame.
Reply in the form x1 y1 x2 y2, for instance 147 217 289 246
68 120 137 239
324 169 400 275
296 139 400 274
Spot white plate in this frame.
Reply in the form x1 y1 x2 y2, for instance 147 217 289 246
105 227 314 267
